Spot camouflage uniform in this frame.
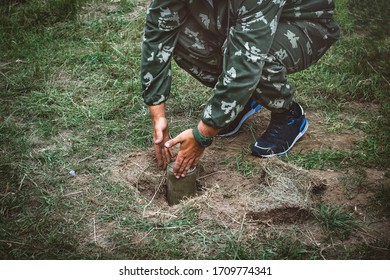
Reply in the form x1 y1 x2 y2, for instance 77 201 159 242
141 0 339 129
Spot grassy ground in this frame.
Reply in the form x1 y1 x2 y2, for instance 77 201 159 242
0 0 389 259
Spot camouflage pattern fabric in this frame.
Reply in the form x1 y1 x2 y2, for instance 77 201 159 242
141 0 339 128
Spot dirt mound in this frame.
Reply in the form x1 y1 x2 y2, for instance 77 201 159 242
111 150 325 228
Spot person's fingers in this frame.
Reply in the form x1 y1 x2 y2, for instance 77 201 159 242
154 144 163 167
162 146 172 169
173 155 194 178
154 127 163 144
165 135 182 149
173 155 184 178
167 146 175 159
178 158 190 177
165 129 205 177
180 158 196 177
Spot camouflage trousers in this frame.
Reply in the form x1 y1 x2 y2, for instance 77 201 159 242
173 17 340 111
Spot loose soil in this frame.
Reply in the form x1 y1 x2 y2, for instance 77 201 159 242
110 104 390 258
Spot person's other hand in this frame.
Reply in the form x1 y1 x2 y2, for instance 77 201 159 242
164 129 205 178
153 117 174 169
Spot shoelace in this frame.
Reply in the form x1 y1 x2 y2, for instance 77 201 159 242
263 115 293 140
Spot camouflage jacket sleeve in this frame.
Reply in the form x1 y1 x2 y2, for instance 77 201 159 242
201 0 286 128
141 0 188 106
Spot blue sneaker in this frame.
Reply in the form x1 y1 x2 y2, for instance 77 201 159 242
218 99 262 137
251 102 308 158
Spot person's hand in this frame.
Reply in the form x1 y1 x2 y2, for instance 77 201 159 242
164 129 205 178
152 116 174 169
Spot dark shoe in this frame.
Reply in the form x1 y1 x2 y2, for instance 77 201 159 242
217 99 262 137
251 102 308 157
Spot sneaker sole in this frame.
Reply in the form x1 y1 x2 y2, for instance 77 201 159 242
218 105 262 137
253 118 309 158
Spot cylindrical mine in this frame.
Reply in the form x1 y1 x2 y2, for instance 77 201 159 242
166 162 197 205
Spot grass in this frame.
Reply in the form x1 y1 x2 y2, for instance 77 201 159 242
0 0 389 260
314 203 362 240
372 185 390 217
285 149 354 170
222 148 260 177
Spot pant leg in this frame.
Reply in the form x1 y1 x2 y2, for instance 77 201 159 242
253 18 340 112
172 15 340 112
173 15 223 87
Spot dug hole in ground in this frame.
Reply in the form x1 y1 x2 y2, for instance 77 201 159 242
110 105 390 256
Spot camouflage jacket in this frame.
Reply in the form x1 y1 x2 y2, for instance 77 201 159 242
141 0 335 128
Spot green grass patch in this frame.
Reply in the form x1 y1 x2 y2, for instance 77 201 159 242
314 203 362 240
285 149 354 170
222 148 260 177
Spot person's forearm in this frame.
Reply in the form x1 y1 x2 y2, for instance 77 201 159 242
197 120 220 137
150 103 218 139
149 103 166 122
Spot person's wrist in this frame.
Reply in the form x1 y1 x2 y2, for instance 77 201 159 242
151 115 166 124
197 120 220 136
149 104 166 121
192 126 213 147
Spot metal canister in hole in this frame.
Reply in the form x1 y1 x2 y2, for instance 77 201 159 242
167 162 197 205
